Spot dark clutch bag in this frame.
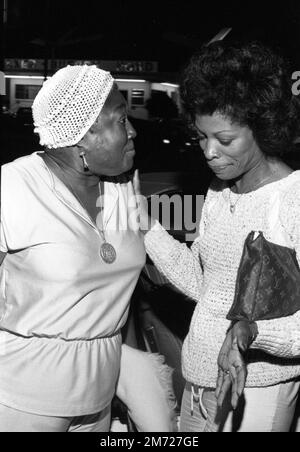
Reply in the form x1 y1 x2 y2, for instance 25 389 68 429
226 231 300 322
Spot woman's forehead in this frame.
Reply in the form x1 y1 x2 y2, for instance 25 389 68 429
195 112 232 129
103 87 127 114
195 112 247 133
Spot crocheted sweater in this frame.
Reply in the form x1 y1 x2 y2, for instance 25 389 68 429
144 171 300 388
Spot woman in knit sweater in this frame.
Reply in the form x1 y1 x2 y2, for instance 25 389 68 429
134 41 300 432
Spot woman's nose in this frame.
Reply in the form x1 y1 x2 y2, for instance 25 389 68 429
127 120 137 140
203 140 219 160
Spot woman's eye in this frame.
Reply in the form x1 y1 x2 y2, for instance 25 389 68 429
219 140 232 146
119 116 127 125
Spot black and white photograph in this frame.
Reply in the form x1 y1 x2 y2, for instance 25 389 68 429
0 0 300 435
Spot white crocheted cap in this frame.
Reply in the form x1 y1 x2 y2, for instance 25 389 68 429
32 65 114 149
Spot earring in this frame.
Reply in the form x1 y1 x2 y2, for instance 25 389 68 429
80 152 89 172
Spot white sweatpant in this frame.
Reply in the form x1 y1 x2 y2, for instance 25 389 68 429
0 404 111 432
180 380 300 432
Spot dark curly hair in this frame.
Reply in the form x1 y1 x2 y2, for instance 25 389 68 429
180 41 300 156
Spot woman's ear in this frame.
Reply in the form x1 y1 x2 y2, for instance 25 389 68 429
89 115 101 134
76 134 91 154
76 141 87 152
88 124 98 134
76 115 101 150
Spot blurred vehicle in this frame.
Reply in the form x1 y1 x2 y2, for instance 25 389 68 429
14 107 34 129
1 105 10 115
1 107 40 166
130 116 207 173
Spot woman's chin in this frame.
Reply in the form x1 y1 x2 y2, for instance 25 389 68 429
213 173 231 181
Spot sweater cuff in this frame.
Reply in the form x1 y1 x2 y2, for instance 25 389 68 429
251 320 298 358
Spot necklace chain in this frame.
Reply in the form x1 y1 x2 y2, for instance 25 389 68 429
229 169 279 214
42 153 117 264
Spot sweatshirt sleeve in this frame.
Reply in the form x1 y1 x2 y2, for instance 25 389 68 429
0 166 8 253
143 181 220 302
251 178 300 358
144 220 203 302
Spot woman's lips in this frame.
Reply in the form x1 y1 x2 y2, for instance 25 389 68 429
209 165 228 171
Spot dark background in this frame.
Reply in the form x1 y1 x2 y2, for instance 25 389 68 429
3 0 300 72
1 0 300 171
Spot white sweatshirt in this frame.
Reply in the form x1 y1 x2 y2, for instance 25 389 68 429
145 171 300 388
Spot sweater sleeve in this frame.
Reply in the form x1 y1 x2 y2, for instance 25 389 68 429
0 169 7 253
0 209 8 253
144 180 223 303
144 221 203 302
251 179 300 358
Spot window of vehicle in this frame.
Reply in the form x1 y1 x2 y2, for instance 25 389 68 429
131 89 144 106
15 84 41 100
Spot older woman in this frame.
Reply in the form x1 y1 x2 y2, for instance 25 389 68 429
0 65 148 432
134 42 300 432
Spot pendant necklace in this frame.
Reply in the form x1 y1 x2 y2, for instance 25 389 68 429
97 182 117 264
42 153 117 264
100 242 117 264
229 169 279 214
229 194 240 214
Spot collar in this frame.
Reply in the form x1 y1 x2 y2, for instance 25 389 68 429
35 152 120 231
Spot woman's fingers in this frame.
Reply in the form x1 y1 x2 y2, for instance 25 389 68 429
230 365 246 409
132 169 153 233
231 391 239 410
236 364 247 397
215 369 224 398
229 365 239 409
217 373 231 407
133 169 146 211
216 332 234 405
218 352 228 370
133 169 141 196
229 340 247 409
231 339 247 394
230 365 238 393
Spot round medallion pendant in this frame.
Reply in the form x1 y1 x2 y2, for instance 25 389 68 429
100 243 117 264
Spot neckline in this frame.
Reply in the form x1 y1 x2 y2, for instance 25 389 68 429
35 152 101 227
33 151 120 230
227 170 299 197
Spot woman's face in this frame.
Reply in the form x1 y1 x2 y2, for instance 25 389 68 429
194 112 264 180
81 87 137 176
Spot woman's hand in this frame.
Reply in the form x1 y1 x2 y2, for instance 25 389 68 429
215 321 258 409
133 169 155 233
232 321 258 353
216 332 247 410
